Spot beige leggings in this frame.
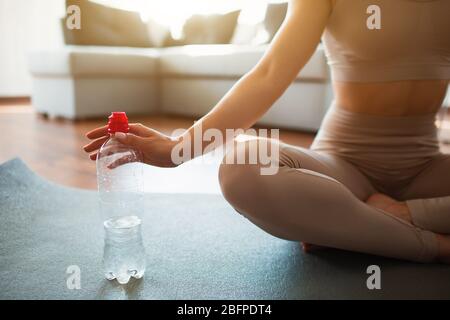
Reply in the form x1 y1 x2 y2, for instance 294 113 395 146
219 105 450 263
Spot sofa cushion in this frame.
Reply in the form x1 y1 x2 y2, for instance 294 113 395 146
159 44 329 80
166 11 241 46
28 46 159 77
264 2 288 42
63 0 152 47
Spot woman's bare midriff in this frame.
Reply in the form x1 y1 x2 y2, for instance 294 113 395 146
333 80 449 116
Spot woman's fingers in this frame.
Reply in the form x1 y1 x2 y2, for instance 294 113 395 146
86 123 154 141
107 155 136 170
86 125 108 139
85 123 158 161
83 136 109 153
129 123 156 137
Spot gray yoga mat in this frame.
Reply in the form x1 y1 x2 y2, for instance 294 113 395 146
0 158 449 300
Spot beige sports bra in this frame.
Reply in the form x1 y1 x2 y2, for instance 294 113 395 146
322 0 450 82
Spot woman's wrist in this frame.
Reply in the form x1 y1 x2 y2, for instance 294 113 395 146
167 134 185 167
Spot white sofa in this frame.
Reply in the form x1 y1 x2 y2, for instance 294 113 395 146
28 46 160 119
28 44 333 131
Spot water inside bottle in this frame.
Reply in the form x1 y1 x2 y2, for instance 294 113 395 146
103 215 146 284
104 215 141 229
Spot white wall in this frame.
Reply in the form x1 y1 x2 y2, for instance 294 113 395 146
0 0 65 97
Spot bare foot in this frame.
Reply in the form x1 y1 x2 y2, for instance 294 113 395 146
301 242 327 253
436 234 450 264
366 193 413 224
368 194 450 264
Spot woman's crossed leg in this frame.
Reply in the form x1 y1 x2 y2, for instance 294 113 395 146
219 138 440 263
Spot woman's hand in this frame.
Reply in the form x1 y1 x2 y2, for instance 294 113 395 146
83 123 181 168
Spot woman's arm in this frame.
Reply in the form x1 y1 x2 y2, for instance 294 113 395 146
84 0 332 167
180 0 332 157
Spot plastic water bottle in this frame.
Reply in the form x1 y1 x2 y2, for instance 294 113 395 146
96 112 146 284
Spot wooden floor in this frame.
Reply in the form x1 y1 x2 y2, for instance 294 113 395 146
0 98 314 190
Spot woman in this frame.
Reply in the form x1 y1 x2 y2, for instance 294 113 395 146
84 0 450 263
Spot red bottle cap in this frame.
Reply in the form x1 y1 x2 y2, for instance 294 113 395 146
108 112 129 134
